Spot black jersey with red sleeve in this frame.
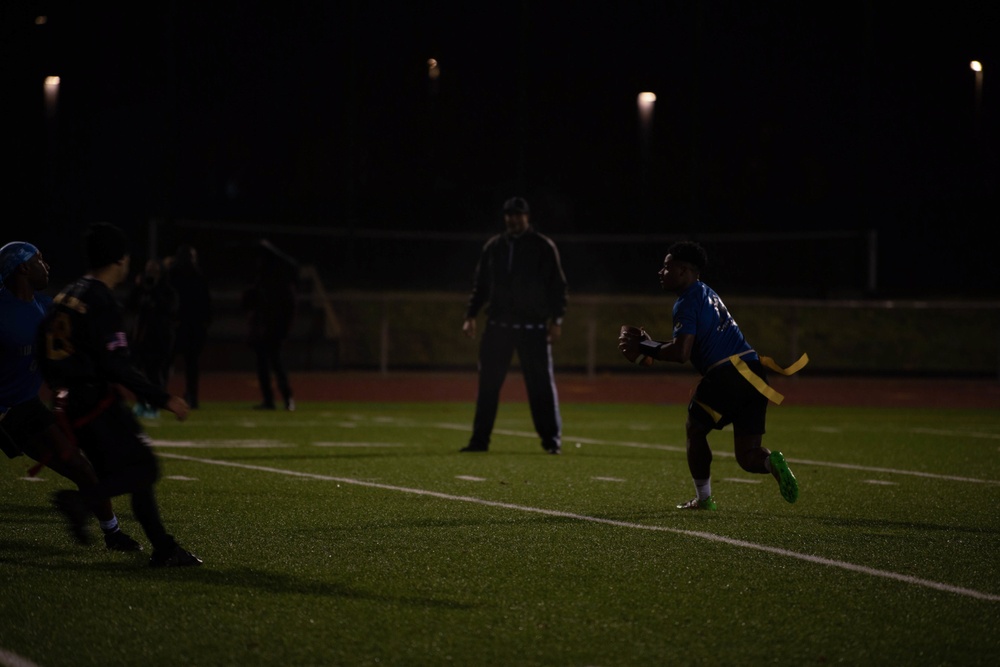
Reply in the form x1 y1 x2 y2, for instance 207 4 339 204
36 277 170 415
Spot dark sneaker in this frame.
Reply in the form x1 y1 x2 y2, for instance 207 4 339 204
149 544 203 568
769 451 799 504
542 442 561 455
52 490 91 545
459 444 488 453
676 496 718 510
105 529 143 552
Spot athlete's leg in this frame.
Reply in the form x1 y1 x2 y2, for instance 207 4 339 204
253 342 275 406
517 329 561 451
469 325 516 449
685 417 714 480
734 433 770 473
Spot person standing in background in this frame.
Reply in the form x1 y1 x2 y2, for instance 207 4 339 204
241 239 297 411
461 197 568 454
168 245 212 409
127 258 177 418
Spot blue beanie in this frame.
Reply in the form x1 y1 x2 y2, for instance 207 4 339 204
0 242 39 285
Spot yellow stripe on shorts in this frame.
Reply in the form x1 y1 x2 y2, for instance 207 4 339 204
694 399 723 424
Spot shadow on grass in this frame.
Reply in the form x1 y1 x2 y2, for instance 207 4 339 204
0 544 476 611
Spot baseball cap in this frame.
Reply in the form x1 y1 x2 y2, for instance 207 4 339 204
0 241 39 285
502 197 530 214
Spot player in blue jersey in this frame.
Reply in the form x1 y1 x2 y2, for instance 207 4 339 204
0 241 141 550
618 241 799 510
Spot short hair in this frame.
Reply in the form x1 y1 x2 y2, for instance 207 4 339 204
502 196 530 214
667 241 707 272
84 222 129 270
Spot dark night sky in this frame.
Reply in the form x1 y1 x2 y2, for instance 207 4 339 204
6 1 999 295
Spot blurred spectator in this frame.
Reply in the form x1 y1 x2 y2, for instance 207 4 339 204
241 239 297 411
167 245 212 409
126 258 177 419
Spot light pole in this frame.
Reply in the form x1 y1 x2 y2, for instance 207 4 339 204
637 92 656 221
44 75 60 119
970 60 983 133
44 75 60 228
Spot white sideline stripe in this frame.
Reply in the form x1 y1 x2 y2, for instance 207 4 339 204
312 442 403 448
864 480 897 486
788 457 999 485
909 428 1000 440
431 422 688 453
456 475 487 482
592 476 626 482
0 649 41 667
428 422 1000 485
150 439 291 449
722 478 760 484
159 452 1000 602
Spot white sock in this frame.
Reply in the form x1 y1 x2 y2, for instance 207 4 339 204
100 516 119 533
694 478 712 500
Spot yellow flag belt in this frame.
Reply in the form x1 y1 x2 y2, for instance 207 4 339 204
733 352 809 405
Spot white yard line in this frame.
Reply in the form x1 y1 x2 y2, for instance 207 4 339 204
908 428 1000 440
160 452 1000 603
427 421 1000 485
150 439 292 449
312 442 404 448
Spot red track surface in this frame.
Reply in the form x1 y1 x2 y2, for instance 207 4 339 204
176 371 1000 410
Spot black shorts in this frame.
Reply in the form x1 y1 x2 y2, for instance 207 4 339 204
74 401 157 480
0 397 56 459
688 359 769 436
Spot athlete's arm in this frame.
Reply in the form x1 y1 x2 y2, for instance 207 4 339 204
646 333 694 365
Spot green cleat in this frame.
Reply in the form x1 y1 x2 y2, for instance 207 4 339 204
676 496 718 511
769 451 799 504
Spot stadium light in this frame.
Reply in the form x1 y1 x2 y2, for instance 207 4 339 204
636 92 656 219
44 75 60 118
970 61 983 135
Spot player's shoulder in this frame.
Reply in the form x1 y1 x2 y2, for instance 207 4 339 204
527 229 560 249
33 292 54 314
52 277 108 313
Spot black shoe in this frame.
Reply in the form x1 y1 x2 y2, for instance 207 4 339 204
542 442 561 455
459 444 488 453
105 529 143 552
149 544 203 568
252 403 276 410
52 490 91 545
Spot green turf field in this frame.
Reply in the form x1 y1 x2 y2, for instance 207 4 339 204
2 401 998 666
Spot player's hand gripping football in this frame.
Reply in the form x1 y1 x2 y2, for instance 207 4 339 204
618 325 654 367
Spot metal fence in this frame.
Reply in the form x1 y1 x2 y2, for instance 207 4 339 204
203 285 1000 379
